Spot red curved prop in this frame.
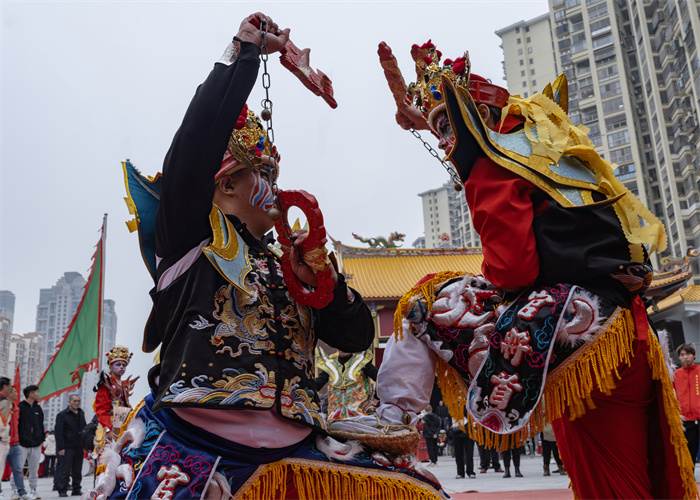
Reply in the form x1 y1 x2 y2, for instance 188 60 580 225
274 190 335 309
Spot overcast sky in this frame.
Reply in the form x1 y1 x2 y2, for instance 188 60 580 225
1 0 549 397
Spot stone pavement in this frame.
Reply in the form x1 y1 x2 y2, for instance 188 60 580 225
14 456 700 499
426 452 573 498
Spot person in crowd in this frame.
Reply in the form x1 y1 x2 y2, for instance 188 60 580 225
541 423 565 476
11 386 44 499
450 416 475 479
0 378 33 500
422 405 441 466
54 395 86 497
674 343 700 466
43 431 56 480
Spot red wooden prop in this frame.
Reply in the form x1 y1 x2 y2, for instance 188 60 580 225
280 41 337 109
274 190 335 309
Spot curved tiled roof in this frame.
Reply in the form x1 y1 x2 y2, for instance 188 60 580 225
336 241 697 301
336 243 483 299
649 284 700 314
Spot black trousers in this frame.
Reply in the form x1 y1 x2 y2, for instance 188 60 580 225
542 439 563 467
454 435 475 476
683 420 700 464
502 448 521 470
425 437 439 464
56 449 82 493
478 445 500 469
43 455 56 477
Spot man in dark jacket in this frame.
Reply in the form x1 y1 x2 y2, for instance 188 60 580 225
54 395 85 497
422 406 441 466
12 385 44 498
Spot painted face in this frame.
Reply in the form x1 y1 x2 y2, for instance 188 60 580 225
248 162 277 211
111 360 128 377
435 112 455 154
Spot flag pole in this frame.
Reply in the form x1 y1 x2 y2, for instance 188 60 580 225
98 214 107 374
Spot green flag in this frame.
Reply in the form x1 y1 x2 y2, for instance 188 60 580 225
38 229 104 401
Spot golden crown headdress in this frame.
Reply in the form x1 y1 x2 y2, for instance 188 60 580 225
406 41 509 129
217 105 281 181
106 345 133 366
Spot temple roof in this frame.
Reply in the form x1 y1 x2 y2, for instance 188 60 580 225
335 243 483 299
335 242 697 301
648 285 700 314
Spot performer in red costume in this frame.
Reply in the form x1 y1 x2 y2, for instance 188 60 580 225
92 346 138 460
332 41 696 500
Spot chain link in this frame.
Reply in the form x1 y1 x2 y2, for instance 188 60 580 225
409 128 463 189
259 19 295 241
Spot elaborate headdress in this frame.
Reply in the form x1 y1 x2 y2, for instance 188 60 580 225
215 104 281 181
406 41 509 129
106 345 133 366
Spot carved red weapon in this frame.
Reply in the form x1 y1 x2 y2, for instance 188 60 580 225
378 41 410 111
280 41 337 109
274 190 335 309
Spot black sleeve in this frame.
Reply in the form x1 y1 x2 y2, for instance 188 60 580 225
156 40 262 265
314 370 330 390
316 275 374 353
363 362 378 381
54 413 64 451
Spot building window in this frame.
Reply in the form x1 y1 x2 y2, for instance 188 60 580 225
532 80 537 86
517 38 522 44
518 48 523 55
529 58 534 64
523 82 527 87
528 47 533 53
526 37 531 43
521 70 526 76
531 69 536 75
516 27 520 33
520 59 524 66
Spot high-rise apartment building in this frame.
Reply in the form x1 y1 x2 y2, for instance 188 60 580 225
496 13 560 98
418 182 481 248
0 291 16 333
9 331 45 389
35 273 118 428
0 317 11 377
497 0 700 278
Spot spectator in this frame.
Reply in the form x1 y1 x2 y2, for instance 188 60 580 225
0 377 33 500
674 343 700 464
541 424 565 476
43 431 56 479
450 418 475 479
422 405 441 466
54 395 86 497
502 446 523 478
436 400 450 430
11 385 44 499
478 443 503 473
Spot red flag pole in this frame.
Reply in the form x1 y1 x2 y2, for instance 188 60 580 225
13 363 20 403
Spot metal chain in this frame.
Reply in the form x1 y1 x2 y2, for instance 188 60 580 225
409 128 463 190
259 19 295 241
259 20 275 145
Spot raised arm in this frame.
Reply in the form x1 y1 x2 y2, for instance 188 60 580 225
156 14 290 264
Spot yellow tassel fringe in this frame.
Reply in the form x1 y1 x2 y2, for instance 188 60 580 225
393 272 463 341
236 460 443 500
543 310 634 423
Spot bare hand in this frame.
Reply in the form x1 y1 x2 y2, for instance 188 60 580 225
286 229 338 287
58 450 65 456
236 13 290 54
107 429 116 441
395 106 430 131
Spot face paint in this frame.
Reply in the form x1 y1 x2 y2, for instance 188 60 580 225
249 171 276 211
435 113 455 154
111 360 128 377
